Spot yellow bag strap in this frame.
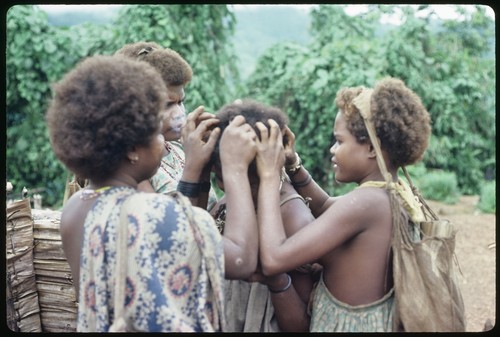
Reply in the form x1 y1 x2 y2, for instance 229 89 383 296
352 88 394 185
352 88 438 221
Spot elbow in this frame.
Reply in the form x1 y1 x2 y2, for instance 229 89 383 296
259 254 283 277
225 255 257 280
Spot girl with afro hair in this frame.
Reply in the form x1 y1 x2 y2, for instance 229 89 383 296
253 77 431 332
48 55 261 332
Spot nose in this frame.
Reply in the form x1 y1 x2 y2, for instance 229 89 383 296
169 105 186 126
173 110 186 126
329 142 337 155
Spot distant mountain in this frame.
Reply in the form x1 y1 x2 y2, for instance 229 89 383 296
41 5 312 80
43 5 121 26
232 6 311 80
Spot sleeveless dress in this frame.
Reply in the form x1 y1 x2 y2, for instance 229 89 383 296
77 186 225 332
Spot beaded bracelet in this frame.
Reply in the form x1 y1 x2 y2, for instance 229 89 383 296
177 181 201 198
291 173 312 188
269 274 292 294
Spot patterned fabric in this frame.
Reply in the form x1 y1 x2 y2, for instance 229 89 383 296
310 275 394 332
150 141 218 211
77 186 226 332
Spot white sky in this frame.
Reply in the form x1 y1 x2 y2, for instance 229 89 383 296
37 4 495 24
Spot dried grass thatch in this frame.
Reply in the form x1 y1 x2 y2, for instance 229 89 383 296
32 209 78 332
6 199 78 333
6 198 42 332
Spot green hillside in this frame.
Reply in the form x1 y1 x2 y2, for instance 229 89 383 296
231 6 311 80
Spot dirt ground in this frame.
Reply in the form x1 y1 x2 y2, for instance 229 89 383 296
425 195 496 332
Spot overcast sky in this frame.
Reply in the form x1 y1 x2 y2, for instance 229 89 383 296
36 4 495 24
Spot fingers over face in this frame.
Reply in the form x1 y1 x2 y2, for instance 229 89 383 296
184 106 204 132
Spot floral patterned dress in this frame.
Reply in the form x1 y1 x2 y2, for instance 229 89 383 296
77 186 226 332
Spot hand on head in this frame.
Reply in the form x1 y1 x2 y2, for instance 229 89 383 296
283 125 298 167
255 119 285 179
182 106 221 172
219 115 257 169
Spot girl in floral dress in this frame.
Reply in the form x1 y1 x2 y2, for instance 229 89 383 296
48 55 260 331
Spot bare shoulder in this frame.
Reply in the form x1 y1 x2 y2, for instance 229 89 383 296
60 190 93 234
328 186 390 219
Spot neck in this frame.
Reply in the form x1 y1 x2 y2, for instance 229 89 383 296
89 176 138 191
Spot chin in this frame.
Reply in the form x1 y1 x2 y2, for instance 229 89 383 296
164 132 181 142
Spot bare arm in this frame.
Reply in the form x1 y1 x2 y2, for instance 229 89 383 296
219 116 259 279
271 186 317 331
261 272 312 332
179 106 220 207
255 120 367 276
283 126 336 216
60 190 94 298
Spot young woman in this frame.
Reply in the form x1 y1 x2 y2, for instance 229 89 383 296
254 77 431 332
48 55 259 331
209 100 318 332
114 41 218 211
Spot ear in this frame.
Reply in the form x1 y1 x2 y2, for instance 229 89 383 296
127 148 140 164
367 142 377 159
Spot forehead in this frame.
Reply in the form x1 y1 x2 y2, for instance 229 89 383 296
333 111 347 131
166 85 185 100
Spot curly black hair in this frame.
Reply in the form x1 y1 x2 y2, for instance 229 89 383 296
211 99 289 169
46 55 167 181
114 41 193 87
335 77 431 168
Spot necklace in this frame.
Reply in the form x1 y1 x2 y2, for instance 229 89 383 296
80 186 112 200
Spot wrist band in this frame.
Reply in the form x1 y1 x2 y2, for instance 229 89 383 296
177 181 200 198
291 173 312 188
200 181 211 193
269 274 292 294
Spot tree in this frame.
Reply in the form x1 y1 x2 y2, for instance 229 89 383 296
239 5 495 195
6 5 239 207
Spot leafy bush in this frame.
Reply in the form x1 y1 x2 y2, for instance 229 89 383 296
418 170 461 204
239 5 495 196
478 181 496 214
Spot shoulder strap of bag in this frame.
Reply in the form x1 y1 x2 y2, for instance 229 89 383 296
401 167 439 221
352 88 411 290
109 196 132 332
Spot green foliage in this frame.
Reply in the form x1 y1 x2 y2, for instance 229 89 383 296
6 5 239 207
111 5 239 112
381 5 495 194
478 181 496 214
239 5 495 195
418 170 461 204
6 5 496 207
